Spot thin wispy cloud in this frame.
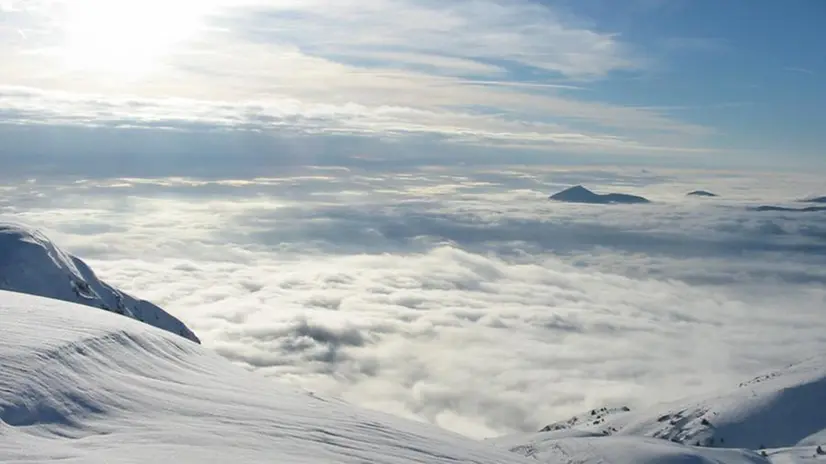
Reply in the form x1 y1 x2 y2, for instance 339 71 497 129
0 78 715 155
218 0 641 78
784 66 815 75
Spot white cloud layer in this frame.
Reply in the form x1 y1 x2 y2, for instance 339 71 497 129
0 85 710 154
0 0 717 155
2 165 826 439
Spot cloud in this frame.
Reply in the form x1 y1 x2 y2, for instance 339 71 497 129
219 0 641 79
0 84 718 160
0 0 717 157
784 67 815 75
660 37 730 54
3 165 826 440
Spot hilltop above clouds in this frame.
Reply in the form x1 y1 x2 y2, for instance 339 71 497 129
751 205 826 213
0 222 200 343
549 185 651 204
687 190 719 197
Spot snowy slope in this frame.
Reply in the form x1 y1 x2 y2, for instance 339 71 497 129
3 290 824 464
0 289 530 464
528 357 826 450
489 434 770 464
764 446 826 464
0 222 199 343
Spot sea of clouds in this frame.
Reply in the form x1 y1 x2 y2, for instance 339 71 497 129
2 165 825 439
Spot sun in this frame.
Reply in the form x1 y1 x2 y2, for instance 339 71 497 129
58 0 205 80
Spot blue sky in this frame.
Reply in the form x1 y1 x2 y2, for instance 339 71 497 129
0 0 823 175
558 0 825 161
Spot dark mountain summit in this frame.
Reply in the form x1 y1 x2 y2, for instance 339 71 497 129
549 185 650 205
751 205 826 213
687 190 718 197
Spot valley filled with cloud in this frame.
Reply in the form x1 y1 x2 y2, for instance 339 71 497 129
2 165 824 440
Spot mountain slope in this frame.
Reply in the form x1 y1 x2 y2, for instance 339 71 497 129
531 357 826 450
489 434 770 464
0 289 530 464
750 205 826 213
549 185 650 204
0 222 199 343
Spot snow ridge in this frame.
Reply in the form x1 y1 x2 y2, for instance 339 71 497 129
0 222 199 343
511 355 826 462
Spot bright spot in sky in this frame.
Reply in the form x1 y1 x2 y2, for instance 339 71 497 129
59 0 208 79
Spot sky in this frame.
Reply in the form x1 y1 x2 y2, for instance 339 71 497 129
1 0 824 173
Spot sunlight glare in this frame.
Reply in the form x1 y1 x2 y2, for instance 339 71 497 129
60 0 206 79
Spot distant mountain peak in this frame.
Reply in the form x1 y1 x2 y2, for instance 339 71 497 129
687 190 718 197
549 185 650 205
563 185 594 194
751 205 826 213
0 222 200 343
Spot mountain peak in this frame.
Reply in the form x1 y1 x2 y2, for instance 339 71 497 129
549 185 650 205
687 190 718 197
563 185 594 194
0 222 200 343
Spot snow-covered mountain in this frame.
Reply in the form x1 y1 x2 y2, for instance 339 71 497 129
0 222 199 344
490 434 772 464
489 358 826 464
0 289 530 463
502 358 826 450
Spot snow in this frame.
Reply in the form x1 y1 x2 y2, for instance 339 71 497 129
0 289 529 463
611 357 826 449
490 434 770 464
491 355 826 461
0 222 200 344
764 446 826 464
489 355 826 461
